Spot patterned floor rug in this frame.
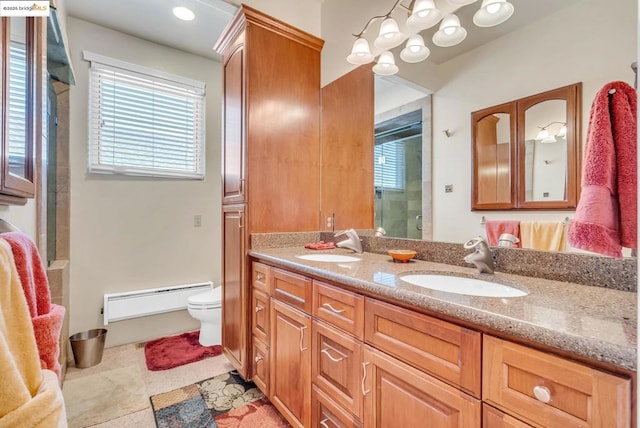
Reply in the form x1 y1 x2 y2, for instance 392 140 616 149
150 370 289 427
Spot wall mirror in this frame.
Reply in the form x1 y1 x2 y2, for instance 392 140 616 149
471 83 581 210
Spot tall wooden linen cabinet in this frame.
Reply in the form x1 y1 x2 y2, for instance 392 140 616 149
214 6 324 379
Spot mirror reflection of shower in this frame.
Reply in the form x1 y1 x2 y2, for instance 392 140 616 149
374 75 432 240
375 113 422 239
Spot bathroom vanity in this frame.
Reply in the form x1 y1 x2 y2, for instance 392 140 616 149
247 246 635 428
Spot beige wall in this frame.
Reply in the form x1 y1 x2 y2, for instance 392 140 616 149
67 17 221 347
430 0 636 245
0 200 37 239
227 0 321 37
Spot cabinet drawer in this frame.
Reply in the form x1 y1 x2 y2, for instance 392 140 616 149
364 298 481 397
251 336 269 396
312 320 363 418
252 262 270 293
312 385 362 428
483 404 533 428
313 280 364 339
251 288 270 343
271 267 311 313
363 345 481 427
483 336 631 428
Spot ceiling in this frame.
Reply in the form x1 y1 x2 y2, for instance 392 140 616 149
64 0 583 64
63 0 238 60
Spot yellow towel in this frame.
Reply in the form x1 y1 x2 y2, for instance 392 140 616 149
520 221 565 251
0 240 67 427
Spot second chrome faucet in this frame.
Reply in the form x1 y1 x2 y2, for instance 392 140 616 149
335 229 363 253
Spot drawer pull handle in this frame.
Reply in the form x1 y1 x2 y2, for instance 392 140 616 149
361 362 371 396
256 273 264 281
533 385 551 403
322 302 346 314
255 355 263 363
255 305 264 313
299 326 308 352
321 348 345 363
320 419 330 428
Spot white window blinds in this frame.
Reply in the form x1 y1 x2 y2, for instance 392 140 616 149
374 141 405 190
8 43 27 177
85 51 206 179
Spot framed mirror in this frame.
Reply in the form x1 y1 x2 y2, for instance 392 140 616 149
471 83 581 210
471 102 516 210
517 84 581 209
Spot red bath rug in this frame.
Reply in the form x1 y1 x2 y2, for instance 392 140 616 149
144 330 222 371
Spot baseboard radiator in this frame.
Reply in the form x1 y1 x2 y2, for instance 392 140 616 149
103 281 213 325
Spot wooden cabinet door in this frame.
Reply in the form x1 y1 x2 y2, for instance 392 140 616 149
312 320 363 418
251 336 269 396
222 204 248 378
251 288 270 344
363 345 481 428
320 66 374 230
270 298 311 428
483 336 631 428
312 385 362 428
221 36 245 204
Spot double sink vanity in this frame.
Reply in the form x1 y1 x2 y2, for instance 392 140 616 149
245 235 635 427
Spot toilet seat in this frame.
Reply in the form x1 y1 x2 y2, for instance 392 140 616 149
188 287 222 309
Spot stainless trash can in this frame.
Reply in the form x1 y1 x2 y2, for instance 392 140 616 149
69 329 107 368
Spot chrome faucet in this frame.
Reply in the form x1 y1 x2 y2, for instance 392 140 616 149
335 229 363 253
463 236 494 274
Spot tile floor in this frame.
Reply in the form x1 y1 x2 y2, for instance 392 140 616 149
63 340 234 427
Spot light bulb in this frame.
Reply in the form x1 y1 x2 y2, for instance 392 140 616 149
407 0 443 32
486 3 501 14
473 0 514 27
400 35 430 63
347 38 374 65
433 14 467 47
373 51 399 76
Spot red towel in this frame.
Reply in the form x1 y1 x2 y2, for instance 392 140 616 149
567 81 637 258
304 241 336 250
485 220 520 247
3 232 65 379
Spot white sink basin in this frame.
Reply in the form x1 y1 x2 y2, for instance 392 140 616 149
297 254 361 263
400 274 528 298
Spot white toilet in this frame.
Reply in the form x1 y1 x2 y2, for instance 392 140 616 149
187 286 222 346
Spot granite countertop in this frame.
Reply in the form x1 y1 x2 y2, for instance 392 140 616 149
249 246 637 372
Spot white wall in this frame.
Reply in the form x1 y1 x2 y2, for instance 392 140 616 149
431 0 637 245
67 18 221 347
0 201 36 239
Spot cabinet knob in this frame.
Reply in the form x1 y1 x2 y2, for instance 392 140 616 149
255 305 264 313
533 385 551 403
256 273 264 281
255 355 263 363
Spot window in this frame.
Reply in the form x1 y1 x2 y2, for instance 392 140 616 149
374 141 406 190
8 43 27 177
84 52 205 179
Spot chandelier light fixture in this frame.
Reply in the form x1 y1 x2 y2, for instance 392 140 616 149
347 0 515 76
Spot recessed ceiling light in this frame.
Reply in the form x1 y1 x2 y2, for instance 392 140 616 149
173 6 195 21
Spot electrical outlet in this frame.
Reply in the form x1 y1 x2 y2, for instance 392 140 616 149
326 216 333 228
445 184 453 193
194 215 202 227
